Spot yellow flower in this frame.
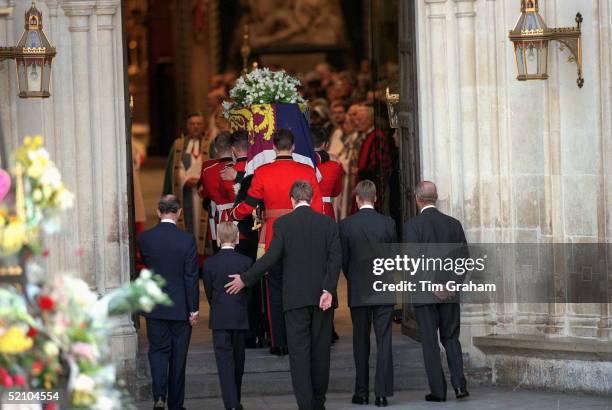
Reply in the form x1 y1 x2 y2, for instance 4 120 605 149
33 135 44 147
0 326 33 354
26 151 50 179
1 218 26 253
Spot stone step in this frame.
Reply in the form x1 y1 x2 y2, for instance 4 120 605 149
136 364 428 401
135 341 490 401
137 341 424 378
136 363 490 401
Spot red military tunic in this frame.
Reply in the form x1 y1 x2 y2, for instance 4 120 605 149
220 157 247 198
232 155 324 249
200 157 235 226
316 152 344 220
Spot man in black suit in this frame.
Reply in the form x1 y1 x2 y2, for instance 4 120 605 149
203 222 252 410
138 195 200 410
226 180 342 410
403 181 469 402
339 180 396 407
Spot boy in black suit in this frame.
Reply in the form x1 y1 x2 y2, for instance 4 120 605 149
203 222 252 410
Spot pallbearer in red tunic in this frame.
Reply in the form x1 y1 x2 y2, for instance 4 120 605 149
200 132 235 246
232 129 324 249
312 127 344 221
232 129 323 354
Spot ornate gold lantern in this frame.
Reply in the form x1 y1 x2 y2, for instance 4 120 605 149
509 0 583 88
0 1 56 98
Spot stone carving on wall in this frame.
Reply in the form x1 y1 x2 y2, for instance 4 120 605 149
241 0 346 49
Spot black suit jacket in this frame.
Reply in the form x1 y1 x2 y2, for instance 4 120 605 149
241 206 342 312
202 249 252 330
403 207 468 305
339 208 397 307
137 222 200 321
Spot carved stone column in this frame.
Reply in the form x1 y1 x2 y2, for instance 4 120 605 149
94 0 137 366
452 0 491 362
423 0 452 212
60 0 95 284
60 0 136 366
0 0 17 154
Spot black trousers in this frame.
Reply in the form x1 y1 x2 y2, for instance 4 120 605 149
267 263 287 348
350 305 394 398
414 303 466 398
285 306 333 410
212 329 246 409
146 318 192 410
236 240 266 343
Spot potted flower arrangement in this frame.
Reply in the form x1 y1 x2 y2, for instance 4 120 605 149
0 137 171 409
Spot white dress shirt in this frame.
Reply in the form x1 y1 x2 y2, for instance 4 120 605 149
420 205 436 213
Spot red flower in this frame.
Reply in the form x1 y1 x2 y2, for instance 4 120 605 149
42 249 50 258
27 326 38 338
1 372 13 388
13 374 26 387
37 295 55 311
45 403 58 410
31 361 43 376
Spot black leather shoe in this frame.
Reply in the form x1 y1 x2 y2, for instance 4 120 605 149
455 387 470 399
269 346 288 356
227 405 244 410
425 394 446 402
375 397 388 407
153 398 165 410
351 395 369 405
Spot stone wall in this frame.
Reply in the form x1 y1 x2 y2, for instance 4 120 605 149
415 0 612 391
0 0 136 365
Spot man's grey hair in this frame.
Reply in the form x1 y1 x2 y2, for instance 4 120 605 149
290 180 313 203
158 195 181 214
415 181 438 204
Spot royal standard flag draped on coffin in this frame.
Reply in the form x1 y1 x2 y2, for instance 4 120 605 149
228 102 320 178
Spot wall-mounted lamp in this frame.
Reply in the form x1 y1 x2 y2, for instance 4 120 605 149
0 1 56 98
509 0 583 88
385 87 400 129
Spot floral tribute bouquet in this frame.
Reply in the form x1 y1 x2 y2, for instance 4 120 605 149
222 67 305 113
222 68 318 178
0 136 73 255
0 137 171 409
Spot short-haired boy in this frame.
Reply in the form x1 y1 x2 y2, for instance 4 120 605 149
203 222 252 410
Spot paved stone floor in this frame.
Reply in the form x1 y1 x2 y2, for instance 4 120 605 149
136 387 611 410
